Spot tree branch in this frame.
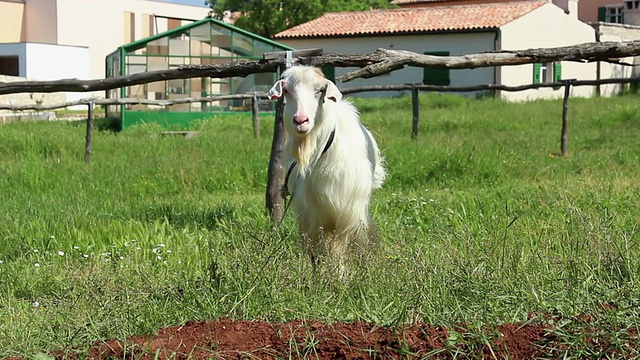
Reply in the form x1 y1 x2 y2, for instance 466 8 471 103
335 41 640 82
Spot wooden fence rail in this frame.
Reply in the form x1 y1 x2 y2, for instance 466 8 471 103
1 40 640 95
3 40 640 223
2 76 638 170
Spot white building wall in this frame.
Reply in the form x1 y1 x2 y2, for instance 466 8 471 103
25 43 90 104
54 0 210 81
279 32 496 97
500 3 597 101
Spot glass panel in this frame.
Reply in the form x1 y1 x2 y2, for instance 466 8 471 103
253 42 277 58
168 77 188 95
126 84 146 98
148 81 166 100
147 37 168 55
126 55 146 64
210 23 233 56
127 64 146 75
255 72 276 93
148 57 168 71
190 23 210 43
232 32 254 57
169 57 186 66
169 32 190 56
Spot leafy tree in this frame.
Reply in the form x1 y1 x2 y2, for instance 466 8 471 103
207 0 394 38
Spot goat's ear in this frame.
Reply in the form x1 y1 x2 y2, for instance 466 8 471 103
267 79 285 100
324 81 342 102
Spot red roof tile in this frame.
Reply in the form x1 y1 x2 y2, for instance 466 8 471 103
274 0 546 39
390 0 448 4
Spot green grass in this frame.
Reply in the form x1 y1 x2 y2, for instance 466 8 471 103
1 93 639 358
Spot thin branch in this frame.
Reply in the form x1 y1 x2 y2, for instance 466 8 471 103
340 77 640 94
0 93 268 111
2 78 638 112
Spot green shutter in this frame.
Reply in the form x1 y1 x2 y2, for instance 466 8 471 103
321 66 335 82
554 62 562 82
533 63 541 83
598 6 607 22
423 51 450 86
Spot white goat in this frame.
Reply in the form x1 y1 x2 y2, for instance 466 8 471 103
268 66 386 277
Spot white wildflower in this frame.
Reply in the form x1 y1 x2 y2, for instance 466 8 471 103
34 263 40 268
57 251 65 256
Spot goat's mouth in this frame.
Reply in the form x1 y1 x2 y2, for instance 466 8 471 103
293 120 312 134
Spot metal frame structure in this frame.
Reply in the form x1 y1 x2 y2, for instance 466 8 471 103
105 17 294 129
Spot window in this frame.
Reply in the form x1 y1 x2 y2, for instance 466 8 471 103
533 62 562 84
625 0 640 10
0 56 19 76
598 5 624 23
423 51 450 86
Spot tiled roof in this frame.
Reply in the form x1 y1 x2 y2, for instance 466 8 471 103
274 0 546 39
390 0 447 4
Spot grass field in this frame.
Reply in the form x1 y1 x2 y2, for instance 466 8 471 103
1 93 639 358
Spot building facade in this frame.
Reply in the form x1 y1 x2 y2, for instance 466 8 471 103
0 0 210 103
275 0 601 101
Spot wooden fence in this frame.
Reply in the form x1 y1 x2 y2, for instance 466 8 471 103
2 76 638 162
2 40 640 222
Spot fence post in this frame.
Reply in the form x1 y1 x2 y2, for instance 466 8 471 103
560 79 574 156
411 84 419 139
251 92 260 139
265 66 288 224
84 100 94 163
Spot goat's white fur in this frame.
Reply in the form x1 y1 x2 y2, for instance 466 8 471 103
268 66 386 276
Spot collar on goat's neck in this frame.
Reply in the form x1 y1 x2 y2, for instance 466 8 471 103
321 128 336 155
287 127 336 185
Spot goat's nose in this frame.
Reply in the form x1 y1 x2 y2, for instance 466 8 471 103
293 115 309 125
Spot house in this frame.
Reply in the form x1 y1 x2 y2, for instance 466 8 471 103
273 0 638 101
0 0 210 104
390 0 623 24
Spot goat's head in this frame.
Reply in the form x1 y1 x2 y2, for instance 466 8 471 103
268 66 342 136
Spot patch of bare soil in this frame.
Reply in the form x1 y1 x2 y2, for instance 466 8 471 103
53 317 554 359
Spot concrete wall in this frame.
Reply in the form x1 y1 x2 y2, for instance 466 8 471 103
279 32 496 98
500 3 597 101
0 0 26 42
0 74 66 114
23 0 58 44
594 22 640 95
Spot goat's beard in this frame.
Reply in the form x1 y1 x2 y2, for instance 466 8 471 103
290 132 319 177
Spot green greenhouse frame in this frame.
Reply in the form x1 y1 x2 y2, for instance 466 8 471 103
105 17 294 129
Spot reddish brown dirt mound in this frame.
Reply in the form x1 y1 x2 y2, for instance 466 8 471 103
59 318 550 359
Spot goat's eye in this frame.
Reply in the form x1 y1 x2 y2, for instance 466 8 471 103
283 89 289 94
